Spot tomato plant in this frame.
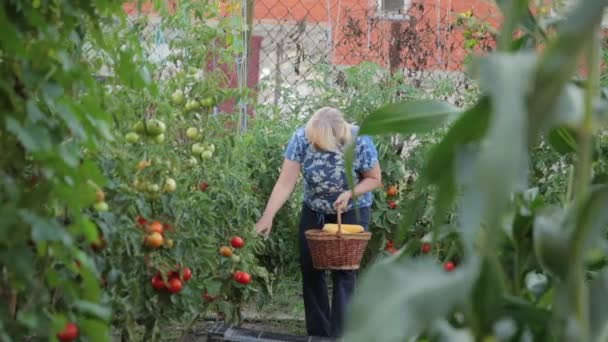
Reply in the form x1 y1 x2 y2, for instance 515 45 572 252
344 2 608 341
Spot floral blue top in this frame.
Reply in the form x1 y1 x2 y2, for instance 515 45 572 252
284 125 379 214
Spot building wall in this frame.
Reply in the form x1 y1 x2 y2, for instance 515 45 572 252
252 0 501 70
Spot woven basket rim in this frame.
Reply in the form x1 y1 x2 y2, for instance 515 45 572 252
305 230 371 241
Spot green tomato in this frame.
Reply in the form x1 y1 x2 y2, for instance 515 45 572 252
231 255 241 263
146 119 166 136
171 90 184 105
186 127 199 139
185 100 200 111
94 201 109 212
192 143 205 155
163 178 177 192
187 156 198 167
200 97 215 107
207 143 215 153
154 133 165 143
201 150 213 159
147 183 161 193
125 132 140 143
133 121 145 134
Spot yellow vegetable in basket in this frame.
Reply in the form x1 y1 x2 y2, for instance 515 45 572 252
322 224 364 234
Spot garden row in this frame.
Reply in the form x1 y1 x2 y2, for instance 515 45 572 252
5 0 608 341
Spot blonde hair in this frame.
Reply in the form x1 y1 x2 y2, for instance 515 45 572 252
305 107 352 152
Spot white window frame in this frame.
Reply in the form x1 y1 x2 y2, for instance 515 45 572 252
374 0 411 21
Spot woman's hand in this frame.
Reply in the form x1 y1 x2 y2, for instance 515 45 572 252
255 215 274 236
334 190 353 211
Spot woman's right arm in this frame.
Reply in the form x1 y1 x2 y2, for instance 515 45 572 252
254 158 301 235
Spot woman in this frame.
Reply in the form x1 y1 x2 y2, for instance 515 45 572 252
254 107 382 338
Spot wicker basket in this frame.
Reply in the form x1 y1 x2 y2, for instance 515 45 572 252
305 209 371 270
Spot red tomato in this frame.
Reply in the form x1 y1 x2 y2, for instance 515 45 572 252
388 201 397 209
57 322 79 342
136 215 147 226
385 240 393 249
421 243 432 254
230 236 245 249
234 271 251 284
199 182 209 192
444 261 456 272
182 267 192 282
203 293 216 302
151 274 165 290
168 278 183 293
146 221 164 234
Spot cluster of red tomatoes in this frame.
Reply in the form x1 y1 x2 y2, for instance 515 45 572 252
386 185 398 209
137 216 174 249
384 240 456 271
150 266 193 294
221 236 252 285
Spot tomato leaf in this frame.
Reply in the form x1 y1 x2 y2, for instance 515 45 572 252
528 0 608 137
423 97 491 185
358 100 460 136
533 206 571 280
589 270 608 341
73 300 111 322
548 126 578 154
344 257 480 342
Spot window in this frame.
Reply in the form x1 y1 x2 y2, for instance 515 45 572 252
376 0 411 20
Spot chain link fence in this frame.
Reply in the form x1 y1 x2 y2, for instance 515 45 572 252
251 0 495 108
132 1 496 112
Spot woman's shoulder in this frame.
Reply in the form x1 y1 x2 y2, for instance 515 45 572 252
289 126 310 148
292 126 307 142
350 124 373 145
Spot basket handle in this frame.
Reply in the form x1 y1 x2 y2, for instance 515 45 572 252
337 208 342 237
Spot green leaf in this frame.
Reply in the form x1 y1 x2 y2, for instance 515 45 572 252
424 97 490 184
495 0 545 43
528 0 608 137
73 300 111 321
470 255 507 335
548 126 578 154
533 206 571 280
358 100 460 136
79 317 111 342
589 270 608 341
475 52 535 217
20 210 72 244
5 118 52 152
502 295 551 329
575 185 608 254
344 257 479 342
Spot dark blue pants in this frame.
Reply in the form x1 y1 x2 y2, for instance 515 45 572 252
298 203 371 338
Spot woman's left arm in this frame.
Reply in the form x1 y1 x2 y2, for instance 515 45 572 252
353 163 382 196
334 163 382 210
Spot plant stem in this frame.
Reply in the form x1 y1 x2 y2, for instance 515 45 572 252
569 27 601 342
